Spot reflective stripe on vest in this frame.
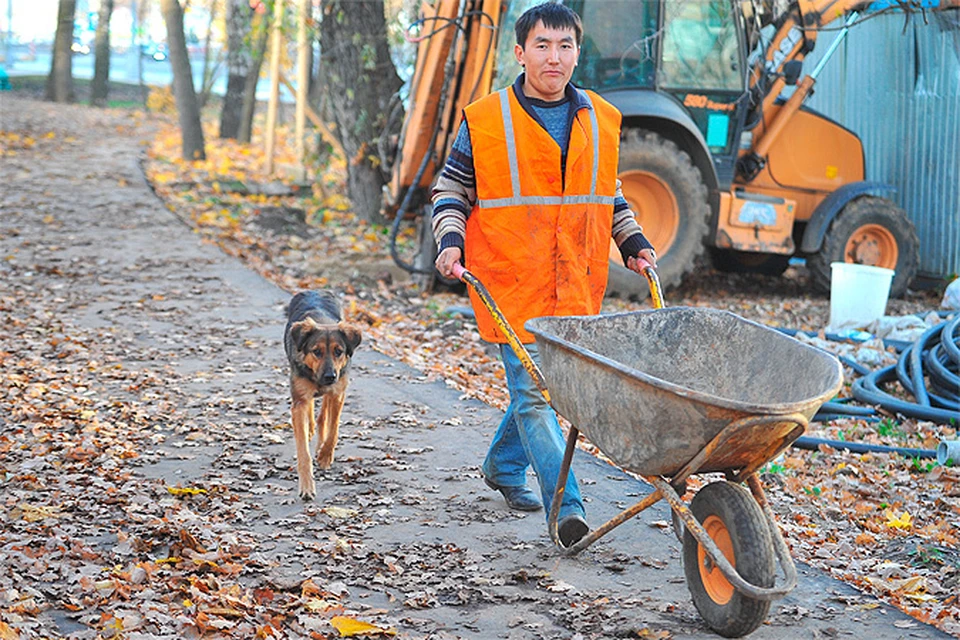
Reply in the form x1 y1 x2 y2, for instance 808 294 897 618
476 89 615 210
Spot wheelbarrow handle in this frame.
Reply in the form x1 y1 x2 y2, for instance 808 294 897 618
626 257 665 310
450 263 551 403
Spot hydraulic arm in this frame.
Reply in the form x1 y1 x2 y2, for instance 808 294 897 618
739 0 958 180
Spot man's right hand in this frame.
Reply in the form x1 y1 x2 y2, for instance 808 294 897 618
435 246 463 279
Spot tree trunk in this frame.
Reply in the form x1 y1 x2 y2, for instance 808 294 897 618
220 0 254 139
90 0 114 106
238 16 269 144
160 0 206 160
319 0 402 224
45 0 76 103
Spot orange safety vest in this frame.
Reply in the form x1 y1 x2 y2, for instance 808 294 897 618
463 86 622 343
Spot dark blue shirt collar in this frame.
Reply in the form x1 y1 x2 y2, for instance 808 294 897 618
511 73 592 115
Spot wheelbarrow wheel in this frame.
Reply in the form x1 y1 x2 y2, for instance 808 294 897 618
683 481 775 638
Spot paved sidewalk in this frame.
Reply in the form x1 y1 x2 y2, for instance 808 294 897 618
0 97 948 639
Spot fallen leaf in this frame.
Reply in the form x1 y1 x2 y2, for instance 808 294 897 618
885 510 912 530
322 506 359 519
0 621 20 640
636 629 672 639
304 597 339 612
167 486 208 496
17 503 60 522
202 607 246 618
329 616 397 637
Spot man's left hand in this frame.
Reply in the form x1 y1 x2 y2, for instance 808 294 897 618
626 248 657 273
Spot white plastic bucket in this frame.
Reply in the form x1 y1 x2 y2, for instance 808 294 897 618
828 262 895 331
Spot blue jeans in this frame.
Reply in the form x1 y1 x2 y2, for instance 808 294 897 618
481 342 585 524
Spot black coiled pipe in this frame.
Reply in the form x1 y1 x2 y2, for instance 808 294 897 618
794 312 960 425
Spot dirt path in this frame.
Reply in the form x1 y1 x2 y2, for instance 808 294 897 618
0 96 951 639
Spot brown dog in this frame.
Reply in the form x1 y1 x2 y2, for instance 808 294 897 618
284 291 362 500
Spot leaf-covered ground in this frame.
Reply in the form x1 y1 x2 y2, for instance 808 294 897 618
140 114 959 635
1 95 957 639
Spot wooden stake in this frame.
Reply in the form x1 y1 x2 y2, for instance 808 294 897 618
294 0 309 181
264 0 284 175
278 71 344 160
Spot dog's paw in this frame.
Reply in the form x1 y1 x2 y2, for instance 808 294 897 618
298 479 316 501
316 447 335 470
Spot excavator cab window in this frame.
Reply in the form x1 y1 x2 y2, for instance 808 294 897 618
569 0 659 90
492 0 543 89
659 0 747 158
494 0 661 91
659 0 743 91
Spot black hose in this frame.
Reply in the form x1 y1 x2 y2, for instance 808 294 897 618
925 346 960 401
852 363 960 424
942 315 960 364
811 401 877 422
388 5 471 276
817 401 876 416
778 313 960 425
893 321 960 410
793 436 936 459
811 413 880 423
837 355 873 377
909 321 945 406
388 10 497 277
895 343 960 410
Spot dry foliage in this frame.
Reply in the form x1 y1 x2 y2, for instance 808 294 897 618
1 108 955 638
139 119 959 635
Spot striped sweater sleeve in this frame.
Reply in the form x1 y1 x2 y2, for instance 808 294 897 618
431 120 475 253
612 179 654 262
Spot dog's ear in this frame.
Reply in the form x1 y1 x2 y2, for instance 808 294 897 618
338 322 362 356
291 317 319 351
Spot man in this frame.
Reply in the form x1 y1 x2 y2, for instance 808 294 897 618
432 2 657 548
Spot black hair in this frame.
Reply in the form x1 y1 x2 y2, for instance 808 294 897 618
515 2 583 49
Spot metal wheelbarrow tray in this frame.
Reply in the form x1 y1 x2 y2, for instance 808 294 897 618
526 307 843 638
526 307 843 479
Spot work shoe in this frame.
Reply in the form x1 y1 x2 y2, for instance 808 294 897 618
558 515 589 548
483 476 542 512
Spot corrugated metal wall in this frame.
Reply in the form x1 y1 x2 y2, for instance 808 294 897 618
802 12 960 279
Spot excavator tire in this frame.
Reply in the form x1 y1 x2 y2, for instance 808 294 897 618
607 130 710 299
807 196 919 298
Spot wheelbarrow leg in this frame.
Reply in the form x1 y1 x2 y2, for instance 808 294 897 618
547 425 578 549
549 426 664 555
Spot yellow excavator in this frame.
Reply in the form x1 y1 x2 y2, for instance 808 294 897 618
383 0 958 298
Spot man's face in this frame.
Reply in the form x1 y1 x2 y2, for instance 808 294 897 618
515 20 579 102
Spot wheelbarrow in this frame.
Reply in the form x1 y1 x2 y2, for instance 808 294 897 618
451 261 843 638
